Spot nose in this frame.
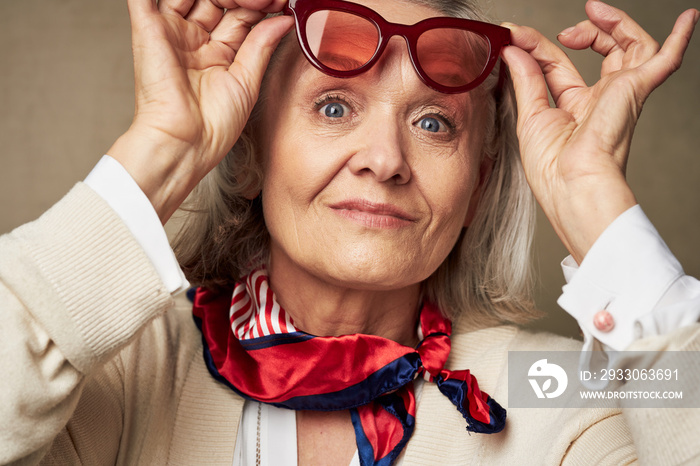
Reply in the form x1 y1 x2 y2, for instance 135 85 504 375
346 118 411 184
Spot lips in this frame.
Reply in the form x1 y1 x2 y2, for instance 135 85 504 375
329 199 417 228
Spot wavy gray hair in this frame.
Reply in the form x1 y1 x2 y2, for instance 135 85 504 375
173 0 540 326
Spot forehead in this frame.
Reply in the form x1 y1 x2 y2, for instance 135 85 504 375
351 0 443 24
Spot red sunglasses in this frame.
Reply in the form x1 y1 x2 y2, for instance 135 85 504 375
283 0 510 94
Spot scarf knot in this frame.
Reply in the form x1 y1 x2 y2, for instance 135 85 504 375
192 268 505 466
416 334 450 382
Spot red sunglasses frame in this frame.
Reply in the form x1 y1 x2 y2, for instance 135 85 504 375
283 0 511 94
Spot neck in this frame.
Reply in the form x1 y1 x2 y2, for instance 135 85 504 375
267 256 422 347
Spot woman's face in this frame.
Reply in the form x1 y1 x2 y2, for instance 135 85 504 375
259 0 491 291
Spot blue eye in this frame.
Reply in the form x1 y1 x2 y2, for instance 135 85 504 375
320 102 347 118
416 116 445 133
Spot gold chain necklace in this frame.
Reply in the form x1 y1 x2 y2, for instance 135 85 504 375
255 403 262 466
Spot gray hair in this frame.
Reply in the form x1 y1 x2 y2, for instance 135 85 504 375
173 0 540 326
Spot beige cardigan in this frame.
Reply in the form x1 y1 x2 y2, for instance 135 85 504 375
1 184 699 465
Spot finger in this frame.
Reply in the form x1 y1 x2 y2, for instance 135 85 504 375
584 0 660 67
227 15 294 107
185 0 224 32
503 23 587 106
159 0 285 19
259 0 289 14
635 8 699 97
500 44 552 134
214 0 287 13
558 21 625 75
128 0 167 46
210 6 268 52
128 0 158 18
159 0 196 17
558 20 618 55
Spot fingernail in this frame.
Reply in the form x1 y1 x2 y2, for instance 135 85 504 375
500 21 517 29
558 26 575 37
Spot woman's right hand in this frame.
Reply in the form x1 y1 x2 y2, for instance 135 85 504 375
108 0 293 222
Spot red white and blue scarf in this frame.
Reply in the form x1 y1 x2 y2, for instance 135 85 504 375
192 267 506 466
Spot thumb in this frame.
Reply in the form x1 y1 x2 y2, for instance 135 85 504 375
127 0 158 32
500 40 551 132
228 15 294 109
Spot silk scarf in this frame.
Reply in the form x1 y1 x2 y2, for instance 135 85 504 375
192 267 506 466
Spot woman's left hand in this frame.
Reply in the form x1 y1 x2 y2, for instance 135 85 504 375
502 0 698 263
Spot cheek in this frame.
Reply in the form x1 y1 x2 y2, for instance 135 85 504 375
262 132 340 211
430 184 474 254
260 134 345 257
416 151 479 228
404 154 479 272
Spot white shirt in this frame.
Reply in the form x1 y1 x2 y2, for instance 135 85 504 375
231 380 425 466
84 155 189 294
558 204 700 350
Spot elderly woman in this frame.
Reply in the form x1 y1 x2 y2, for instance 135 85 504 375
1 0 699 464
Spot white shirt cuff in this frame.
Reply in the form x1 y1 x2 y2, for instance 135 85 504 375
557 205 689 351
84 155 189 294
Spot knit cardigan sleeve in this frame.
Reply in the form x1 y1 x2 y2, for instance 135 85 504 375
561 324 700 465
464 325 700 465
619 324 700 465
0 183 173 465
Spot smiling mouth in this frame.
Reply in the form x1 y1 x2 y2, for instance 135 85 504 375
330 199 416 229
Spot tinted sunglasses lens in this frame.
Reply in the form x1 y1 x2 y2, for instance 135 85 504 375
306 10 379 72
416 28 491 88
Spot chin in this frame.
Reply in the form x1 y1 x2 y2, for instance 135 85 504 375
320 253 432 291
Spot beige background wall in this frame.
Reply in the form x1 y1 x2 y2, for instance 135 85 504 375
1 1 698 339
